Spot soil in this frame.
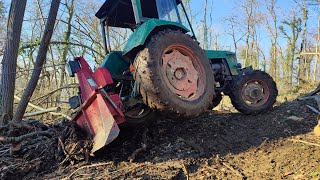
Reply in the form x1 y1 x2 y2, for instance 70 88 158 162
1 99 320 180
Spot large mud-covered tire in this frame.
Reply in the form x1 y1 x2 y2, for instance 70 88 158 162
133 30 215 117
229 70 278 115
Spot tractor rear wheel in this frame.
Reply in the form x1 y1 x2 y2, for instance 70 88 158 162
229 70 278 115
133 30 215 117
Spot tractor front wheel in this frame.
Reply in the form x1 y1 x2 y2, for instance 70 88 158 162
229 70 278 115
133 30 215 117
208 93 222 110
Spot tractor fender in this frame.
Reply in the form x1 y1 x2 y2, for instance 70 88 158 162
123 19 189 56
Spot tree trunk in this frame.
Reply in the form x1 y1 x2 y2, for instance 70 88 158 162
203 0 208 50
297 1 308 85
57 0 74 100
13 0 61 122
314 16 320 82
0 0 27 125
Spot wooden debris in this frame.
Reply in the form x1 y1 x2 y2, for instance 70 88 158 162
14 95 71 120
23 107 61 117
181 162 189 180
289 139 320 147
306 105 320 114
128 143 147 163
287 116 304 122
0 130 53 143
179 137 205 155
64 162 112 180
222 162 246 179
128 128 149 163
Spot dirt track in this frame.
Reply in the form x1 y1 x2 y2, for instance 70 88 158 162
1 99 320 179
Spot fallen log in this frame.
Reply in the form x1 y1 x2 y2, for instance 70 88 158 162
300 84 320 97
299 95 320 111
23 107 61 118
14 95 71 120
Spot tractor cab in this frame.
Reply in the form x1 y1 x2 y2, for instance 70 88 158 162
95 0 195 56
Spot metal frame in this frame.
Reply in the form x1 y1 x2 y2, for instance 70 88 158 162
99 0 198 55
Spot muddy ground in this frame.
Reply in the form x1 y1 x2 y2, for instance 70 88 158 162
1 99 320 180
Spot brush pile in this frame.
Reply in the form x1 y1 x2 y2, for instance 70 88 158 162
0 119 91 179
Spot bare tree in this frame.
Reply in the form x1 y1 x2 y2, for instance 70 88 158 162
13 0 61 122
0 0 27 125
265 0 279 81
203 0 208 49
297 0 308 84
241 0 261 68
58 0 74 96
279 13 302 85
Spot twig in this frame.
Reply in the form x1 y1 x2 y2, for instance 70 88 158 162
110 163 146 179
222 162 246 179
31 84 78 102
59 143 78 165
182 162 189 180
64 162 112 179
58 137 67 155
128 128 149 163
179 137 205 155
128 143 147 163
289 139 320 147
306 105 320 114
10 121 34 130
0 149 9 156
0 130 53 143
298 95 319 101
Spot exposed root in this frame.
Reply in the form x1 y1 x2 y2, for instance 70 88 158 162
128 128 149 163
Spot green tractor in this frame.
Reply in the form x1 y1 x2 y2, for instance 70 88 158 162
69 0 278 122
67 0 278 152
95 0 277 117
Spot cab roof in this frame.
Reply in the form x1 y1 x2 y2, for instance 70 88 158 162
95 0 181 28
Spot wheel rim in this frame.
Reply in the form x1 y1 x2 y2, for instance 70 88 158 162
240 79 270 107
161 44 206 101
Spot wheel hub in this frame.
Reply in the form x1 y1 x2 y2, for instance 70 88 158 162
242 81 267 107
162 48 201 99
174 68 186 80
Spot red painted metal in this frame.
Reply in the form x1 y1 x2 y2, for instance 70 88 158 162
92 67 114 89
161 44 206 100
71 57 126 153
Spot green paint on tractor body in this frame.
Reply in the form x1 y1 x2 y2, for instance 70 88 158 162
123 19 189 55
100 51 130 77
205 50 240 75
